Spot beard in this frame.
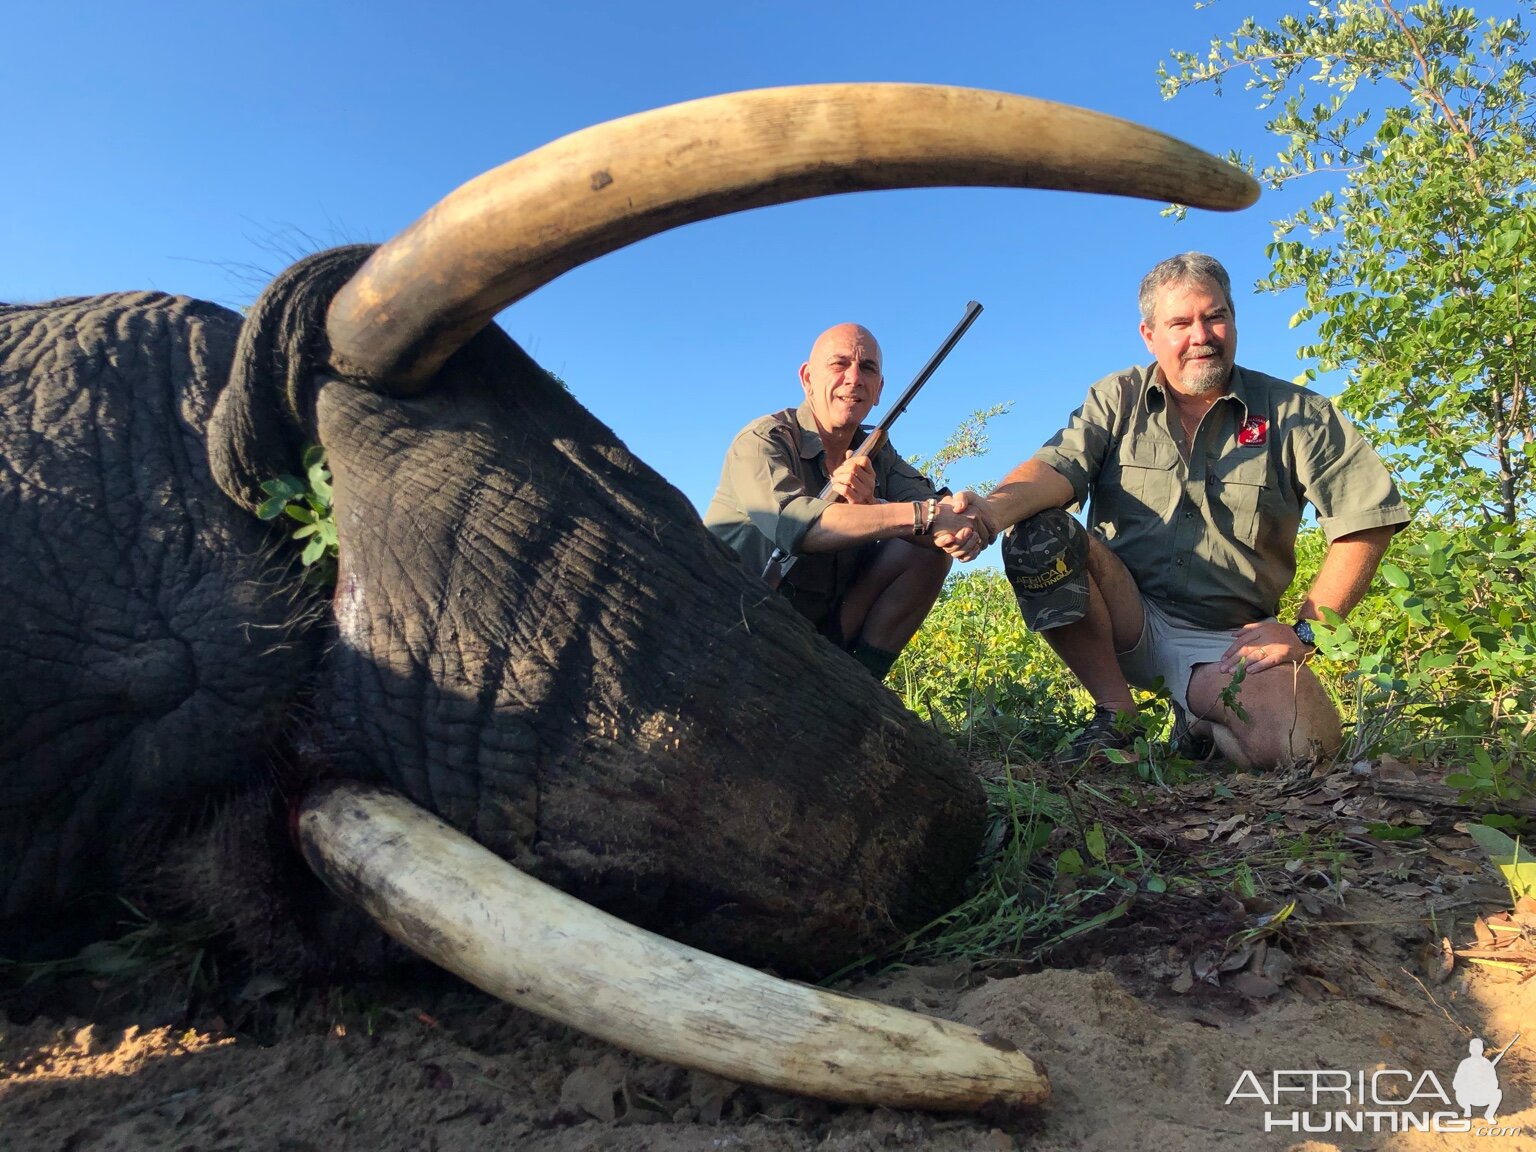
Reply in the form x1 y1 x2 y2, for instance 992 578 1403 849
1180 347 1231 395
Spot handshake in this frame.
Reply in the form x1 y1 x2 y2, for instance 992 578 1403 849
923 490 998 563
825 453 998 564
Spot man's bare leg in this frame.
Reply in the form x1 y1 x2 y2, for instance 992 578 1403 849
1186 659 1342 769
836 540 952 674
1037 536 1146 714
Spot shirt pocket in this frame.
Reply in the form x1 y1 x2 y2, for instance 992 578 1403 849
1208 443 1269 548
1104 439 1179 528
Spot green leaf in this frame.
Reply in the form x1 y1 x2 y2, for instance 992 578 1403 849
1085 822 1108 864
1365 823 1424 841
260 476 305 501
1233 861 1257 899
255 495 289 521
1467 823 1522 860
1482 814 1524 831
1466 824 1536 900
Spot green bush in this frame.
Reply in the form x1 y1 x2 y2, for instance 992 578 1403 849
891 568 1091 758
1303 520 1536 800
898 520 1536 805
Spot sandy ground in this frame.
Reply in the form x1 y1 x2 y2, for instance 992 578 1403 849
6 760 1536 1151
5 902 1532 1151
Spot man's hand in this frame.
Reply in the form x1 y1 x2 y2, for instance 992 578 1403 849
947 490 999 547
827 451 877 504
1218 619 1311 675
930 490 999 562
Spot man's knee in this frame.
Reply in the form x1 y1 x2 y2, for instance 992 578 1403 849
1194 663 1343 766
835 539 949 636
906 539 953 580
1002 508 1089 631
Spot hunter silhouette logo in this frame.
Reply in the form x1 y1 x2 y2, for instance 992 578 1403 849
1225 1030 1525 1136
1455 1033 1520 1122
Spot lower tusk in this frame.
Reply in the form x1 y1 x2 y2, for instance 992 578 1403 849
295 781 1049 1111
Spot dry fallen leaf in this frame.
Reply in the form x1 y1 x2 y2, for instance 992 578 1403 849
690 1071 740 1125
1424 937 1456 985
560 1057 626 1122
1227 972 1282 999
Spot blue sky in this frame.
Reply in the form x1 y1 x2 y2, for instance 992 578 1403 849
5 1 1486 517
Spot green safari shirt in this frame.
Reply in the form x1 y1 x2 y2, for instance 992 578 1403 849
1033 364 1410 630
703 402 940 604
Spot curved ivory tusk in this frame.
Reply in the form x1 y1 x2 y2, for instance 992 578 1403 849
327 82 1258 392
296 781 1050 1111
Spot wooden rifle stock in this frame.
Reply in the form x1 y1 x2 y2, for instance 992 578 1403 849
761 300 984 590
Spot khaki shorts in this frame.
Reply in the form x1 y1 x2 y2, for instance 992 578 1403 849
1116 598 1273 714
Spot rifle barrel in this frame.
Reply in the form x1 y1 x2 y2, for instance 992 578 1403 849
870 300 984 437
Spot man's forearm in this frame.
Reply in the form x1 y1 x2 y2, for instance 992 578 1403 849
985 459 1075 530
1298 525 1399 621
800 501 926 552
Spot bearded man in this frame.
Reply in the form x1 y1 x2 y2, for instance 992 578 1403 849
985 253 1409 768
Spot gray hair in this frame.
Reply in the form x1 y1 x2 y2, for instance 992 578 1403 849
1138 252 1235 326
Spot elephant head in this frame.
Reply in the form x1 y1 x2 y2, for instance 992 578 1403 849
3 84 1255 1110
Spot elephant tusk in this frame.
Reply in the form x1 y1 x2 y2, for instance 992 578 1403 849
295 781 1050 1112
326 82 1257 393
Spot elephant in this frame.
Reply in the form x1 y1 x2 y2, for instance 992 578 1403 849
0 84 1255 1109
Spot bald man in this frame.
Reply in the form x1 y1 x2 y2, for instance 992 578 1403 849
705 323 996 680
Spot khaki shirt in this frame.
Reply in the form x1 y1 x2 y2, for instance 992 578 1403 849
1034 364 1410 629
703 402 940 600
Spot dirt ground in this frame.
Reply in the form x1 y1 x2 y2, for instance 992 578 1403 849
4 758 1535 1152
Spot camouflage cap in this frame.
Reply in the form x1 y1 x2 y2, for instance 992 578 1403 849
1001 508 1090 631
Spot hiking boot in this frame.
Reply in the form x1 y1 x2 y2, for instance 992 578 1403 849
1170 702 1217 762
1062 706 1140 765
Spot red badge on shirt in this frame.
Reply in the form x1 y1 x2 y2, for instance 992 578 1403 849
1237 416 1268 446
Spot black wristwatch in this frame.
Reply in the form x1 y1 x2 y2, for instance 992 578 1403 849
1292 619 1317 648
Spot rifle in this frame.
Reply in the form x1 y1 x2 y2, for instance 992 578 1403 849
1491 1032 1521 1066
761 299 984 590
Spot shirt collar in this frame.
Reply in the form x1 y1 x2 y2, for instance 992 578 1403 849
1143 362 1252 421
794 401 870 458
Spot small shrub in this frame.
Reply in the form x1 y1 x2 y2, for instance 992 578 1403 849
892 569 1090 758
257 445 338 586
1302 520 1536 801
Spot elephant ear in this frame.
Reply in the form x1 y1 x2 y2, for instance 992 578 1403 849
209 245 377 513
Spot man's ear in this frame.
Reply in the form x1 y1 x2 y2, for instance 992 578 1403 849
1138 321 1156 353
799 362 813 391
